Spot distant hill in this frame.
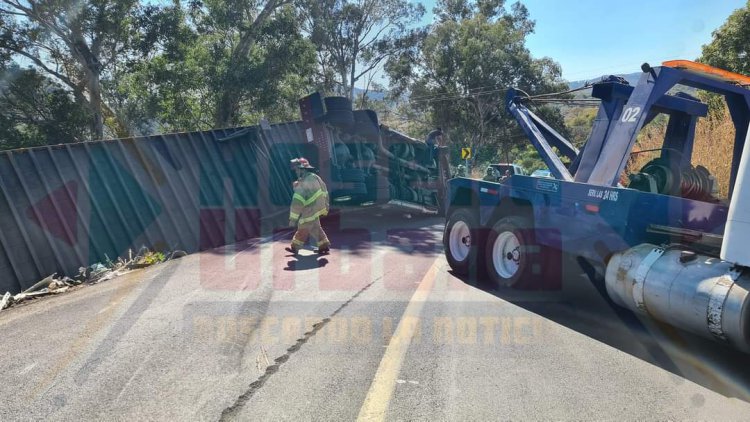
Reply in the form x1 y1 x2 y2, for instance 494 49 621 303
568 72 642 89
353 87 385 101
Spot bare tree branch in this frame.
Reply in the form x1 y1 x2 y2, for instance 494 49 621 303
3 46 80 92
0 7 25 16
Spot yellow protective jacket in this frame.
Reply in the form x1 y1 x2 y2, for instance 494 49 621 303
289 172 329 225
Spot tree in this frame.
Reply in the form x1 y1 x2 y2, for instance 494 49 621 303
122 0 316 131
301 0 424 101
699 1 750 75
184 0 316 128
0 64 90 149
564 106 597 147
0 0 143 139
386 0 567 166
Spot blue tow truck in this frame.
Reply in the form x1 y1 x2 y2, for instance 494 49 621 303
443 60 750 352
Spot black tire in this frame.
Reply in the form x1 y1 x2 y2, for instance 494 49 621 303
443 208 485 279
324 96 353 112
363 109 378 126
353 110 380 139
332 182 367 197
398 143 414 161
391 143 405 159
399 186 411 201
339 168 366 183
334 143 352 163
484 216 539 289
408 144 416 161
326 109 354 128
403 187 413 202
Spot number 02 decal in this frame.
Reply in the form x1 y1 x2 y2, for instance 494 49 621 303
621 106 641 123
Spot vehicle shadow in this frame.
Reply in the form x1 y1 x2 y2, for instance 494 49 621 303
451 255 750 404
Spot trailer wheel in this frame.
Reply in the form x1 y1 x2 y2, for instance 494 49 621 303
324 96 353 112
485 216 535 288
353 110 380 139
332 182 367 198
404 144 415 161
325 109 355 128
339 168 366 183
444 209 484 278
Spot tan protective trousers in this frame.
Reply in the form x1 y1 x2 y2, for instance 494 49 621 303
291 219 330 249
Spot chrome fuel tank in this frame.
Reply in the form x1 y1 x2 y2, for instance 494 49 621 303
606 244 750 353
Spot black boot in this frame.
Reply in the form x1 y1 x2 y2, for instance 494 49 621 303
285 246 299 255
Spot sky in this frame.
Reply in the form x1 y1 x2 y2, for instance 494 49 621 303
417 0 747 81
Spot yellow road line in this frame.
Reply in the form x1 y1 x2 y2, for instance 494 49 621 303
356 258 443 422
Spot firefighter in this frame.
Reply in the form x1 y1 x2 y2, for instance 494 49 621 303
286 158 331 255
424 128 442 165
500 169 512 182
483 167 498 182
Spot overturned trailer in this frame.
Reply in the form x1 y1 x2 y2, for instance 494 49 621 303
0 93 448 294
294 93 449 214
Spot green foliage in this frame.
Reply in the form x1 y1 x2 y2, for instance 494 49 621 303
699 1 750 75
509 144 546 173
302 0 424 100
0 0 145 139
564 107 597 147
142 251 166 265
385 0 568 166
118 2 316 131
0 65 91 149
0 0 583 154
0 0 317 140
696 3 750 121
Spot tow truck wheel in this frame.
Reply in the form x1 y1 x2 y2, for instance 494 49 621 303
485 216 534 288
444 209 484 278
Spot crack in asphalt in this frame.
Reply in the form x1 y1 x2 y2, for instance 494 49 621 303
218 278 376 421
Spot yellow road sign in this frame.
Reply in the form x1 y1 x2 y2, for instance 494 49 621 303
461 147 472 160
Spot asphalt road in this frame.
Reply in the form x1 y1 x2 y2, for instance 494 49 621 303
2 209 750 421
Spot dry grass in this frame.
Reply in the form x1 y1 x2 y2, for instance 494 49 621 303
625 105 736 198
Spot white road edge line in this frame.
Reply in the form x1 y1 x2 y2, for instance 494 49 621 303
356 257 443 422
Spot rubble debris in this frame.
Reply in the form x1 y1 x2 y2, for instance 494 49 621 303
0 247 183 313
124 248 163 269
48 279 68 291
169 250 187 260
0 292 11 311
89 263 109 282
23 274 56 294
13 289 52 304
63 276 80 286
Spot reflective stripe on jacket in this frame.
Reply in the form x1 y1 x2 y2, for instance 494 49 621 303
289 172 329 224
